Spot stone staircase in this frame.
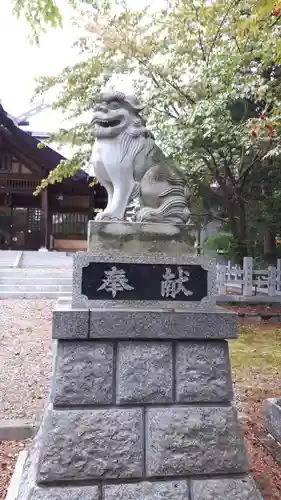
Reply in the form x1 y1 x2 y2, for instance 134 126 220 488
0 268 72 298
20 251 73 269
0 250 22 268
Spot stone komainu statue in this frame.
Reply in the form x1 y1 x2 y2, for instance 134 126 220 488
89 90 190 224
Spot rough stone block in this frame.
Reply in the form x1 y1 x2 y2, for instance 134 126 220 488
31 486 100 500
117 342 173 404
15 412 102 500
176 341 233 403
190 476 262 499
89 308 237 339
146 406 248 477
264 397 281 442
52 305 89 339
104 480 189 500
37 408 144 482
53 341 114 406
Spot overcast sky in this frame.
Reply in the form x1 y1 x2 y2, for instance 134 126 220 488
0 1 83 132
0 0 162 160
0 1 146 134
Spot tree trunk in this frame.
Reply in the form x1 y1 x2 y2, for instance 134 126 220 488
263 230 276 265
219 183 249 264
231 239 248 265
228 199 248 265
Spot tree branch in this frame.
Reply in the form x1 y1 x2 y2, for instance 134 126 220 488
217 150 236 185
207 0 242 64
232 34 242 54
238 145 245 176
139 60 196 104
163 77 196 104
238 154 259 189
269 15 281 29
202 146 224 185
201 156 228 200
192 2 207 63
151 105 178 119
169 103 180 118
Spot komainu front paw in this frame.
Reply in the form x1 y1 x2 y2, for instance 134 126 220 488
136 208 160 222
95 211 125 221
95 211 106 220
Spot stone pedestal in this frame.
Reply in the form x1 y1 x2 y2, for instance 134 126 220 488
15 222 262 500
264 397 281 443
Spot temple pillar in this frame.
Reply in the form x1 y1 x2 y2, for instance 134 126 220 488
40 188 49 249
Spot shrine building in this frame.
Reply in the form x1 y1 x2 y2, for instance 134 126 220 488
0 105 106 251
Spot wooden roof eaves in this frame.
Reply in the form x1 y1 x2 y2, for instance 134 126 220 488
0 104 89 182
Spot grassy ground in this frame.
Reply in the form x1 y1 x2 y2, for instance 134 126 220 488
230 325 281 405
230 324 281 499
230 325 281 378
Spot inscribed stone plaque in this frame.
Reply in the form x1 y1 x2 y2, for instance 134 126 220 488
81 262 207 302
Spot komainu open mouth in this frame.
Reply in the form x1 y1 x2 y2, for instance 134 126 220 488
96 119 121 128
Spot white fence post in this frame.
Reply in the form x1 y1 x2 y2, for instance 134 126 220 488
218 264 227 295
268 265 277 296
277 259 281 292
243 256 253 296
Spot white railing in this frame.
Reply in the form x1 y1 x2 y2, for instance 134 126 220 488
216 257 281 297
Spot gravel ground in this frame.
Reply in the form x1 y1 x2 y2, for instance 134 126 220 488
0 300 55 422
0 441 27 500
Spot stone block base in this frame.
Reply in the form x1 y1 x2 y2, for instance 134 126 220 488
35 406 246 483
14 416 263 500
24 477 261 500
15 444 262 500
52 339 233 406
13 404 262 500
12 295 263 500
15 476 263 500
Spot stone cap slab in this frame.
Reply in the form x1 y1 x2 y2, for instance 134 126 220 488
52 305 237 339
89 307 237 340
52 302 89 339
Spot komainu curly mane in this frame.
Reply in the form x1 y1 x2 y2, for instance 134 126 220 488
89 90 190 224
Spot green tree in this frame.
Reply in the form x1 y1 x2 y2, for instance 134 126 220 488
32 0 281 261
12 0 66 43
244 156 281 263
203 232 234 259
